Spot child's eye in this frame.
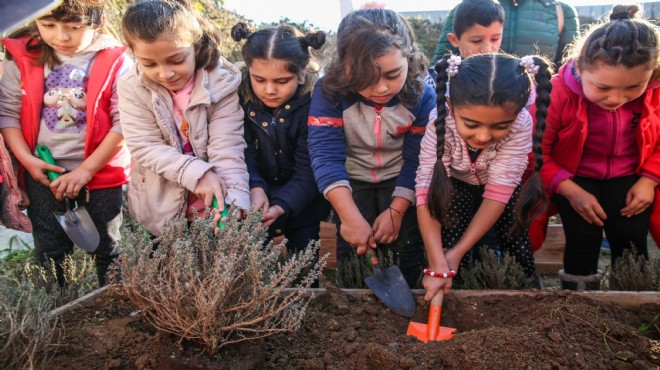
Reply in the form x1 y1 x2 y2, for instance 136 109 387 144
597 86 610 91
141 63 156 68
385 73 401 80
171 59 186 65
253 78 265 83
464 123 478 129
277 79 292 84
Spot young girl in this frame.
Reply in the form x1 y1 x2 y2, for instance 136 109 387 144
416 53 552 299
308 8 436 288
118 0 249 236
541 5 660 289
231 23 330 263
0 0 131 285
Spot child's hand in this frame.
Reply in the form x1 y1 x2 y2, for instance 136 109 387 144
250 187 269 215
50 167 93 200
372 207 403 245
621 176 658 217
443 248 463 274
422 258 454 300
261 205 285 227
194 171 227 208
422 275 453 301
559 180 607 226
24 156 65 187
340 216 376 255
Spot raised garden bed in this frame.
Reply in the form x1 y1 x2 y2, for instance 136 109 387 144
48 284 659 369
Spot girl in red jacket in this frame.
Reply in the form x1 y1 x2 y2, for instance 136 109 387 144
0 0 131 286
541 5 660 289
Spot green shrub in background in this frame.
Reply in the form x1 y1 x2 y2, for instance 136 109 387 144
457 246 536 290
0 276 59 370
605 247 659 291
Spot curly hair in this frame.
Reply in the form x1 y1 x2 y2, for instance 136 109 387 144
322 8 427 109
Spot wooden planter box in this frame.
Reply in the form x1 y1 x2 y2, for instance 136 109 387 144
534 224 566 275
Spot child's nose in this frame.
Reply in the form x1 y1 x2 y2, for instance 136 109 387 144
159 67 174 81
56 28 70 41
375 79 388 94
265 83 276 94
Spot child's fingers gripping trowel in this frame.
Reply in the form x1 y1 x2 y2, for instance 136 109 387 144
211 197 229 230
407 290 457 343
36 145 100 252
364 249 417 318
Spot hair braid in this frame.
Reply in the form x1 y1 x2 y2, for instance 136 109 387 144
512 56 553 235
427 56 454 224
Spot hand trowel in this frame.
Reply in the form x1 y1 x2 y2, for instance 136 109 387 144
36 145 100 252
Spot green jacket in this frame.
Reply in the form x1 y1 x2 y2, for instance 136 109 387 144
432 0 578 65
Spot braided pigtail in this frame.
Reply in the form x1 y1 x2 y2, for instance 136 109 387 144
512 55 553 235
427 56 454 225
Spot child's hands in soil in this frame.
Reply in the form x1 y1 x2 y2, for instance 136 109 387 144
621 176 657 217
50 167 93 200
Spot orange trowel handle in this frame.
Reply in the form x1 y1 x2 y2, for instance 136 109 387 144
427 291 444 340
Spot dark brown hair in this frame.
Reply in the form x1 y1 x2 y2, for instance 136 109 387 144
122 0 222 70
568 4 659 79
6 0 108 69
428 53 553 235
322 8 427 108
231 22 326 107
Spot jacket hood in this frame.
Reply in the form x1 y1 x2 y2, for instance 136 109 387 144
134 57 242 105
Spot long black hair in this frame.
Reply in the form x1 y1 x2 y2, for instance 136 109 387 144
428 53 552 234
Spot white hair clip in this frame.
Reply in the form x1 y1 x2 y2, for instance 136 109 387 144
520 55 540 75
446 55 461 77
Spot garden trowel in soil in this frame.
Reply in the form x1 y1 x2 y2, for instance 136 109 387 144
407 291 456 342
36 145 100 252
364 249 416 317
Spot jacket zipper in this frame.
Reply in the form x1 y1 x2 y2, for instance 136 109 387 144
372 105 384 183
467 146 484 185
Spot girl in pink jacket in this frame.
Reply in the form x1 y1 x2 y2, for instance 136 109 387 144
118 0 249 236
416 53 552 300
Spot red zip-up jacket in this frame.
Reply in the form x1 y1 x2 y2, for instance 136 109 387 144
2 37 130 190
537 62 660 246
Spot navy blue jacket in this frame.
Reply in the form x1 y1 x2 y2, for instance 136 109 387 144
243 93 327 222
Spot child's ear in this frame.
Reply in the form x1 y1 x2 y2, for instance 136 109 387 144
298 75 305 85
447 33 460 48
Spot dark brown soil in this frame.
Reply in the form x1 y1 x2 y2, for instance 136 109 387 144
49 286 659 370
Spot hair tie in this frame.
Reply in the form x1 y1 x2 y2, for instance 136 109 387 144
610 12 632 21
520 55 539 75
446 55 461 77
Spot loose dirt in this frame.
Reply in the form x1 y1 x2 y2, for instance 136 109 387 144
48 284 659 370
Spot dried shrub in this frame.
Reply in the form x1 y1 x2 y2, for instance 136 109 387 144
0 276 59 370
605 247 658 291
118 209 326 356
334 248 394 289
457 246 535 290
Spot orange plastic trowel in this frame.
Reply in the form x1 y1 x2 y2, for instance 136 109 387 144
407 291 457 343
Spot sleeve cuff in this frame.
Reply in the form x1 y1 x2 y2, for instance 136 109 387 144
641 171 660 184
483 183 516 204
322 180 351 198
0 117 21 129
549 168 573 194
392 186 416 205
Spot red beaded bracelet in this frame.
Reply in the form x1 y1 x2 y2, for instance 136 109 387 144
423 268 456 278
